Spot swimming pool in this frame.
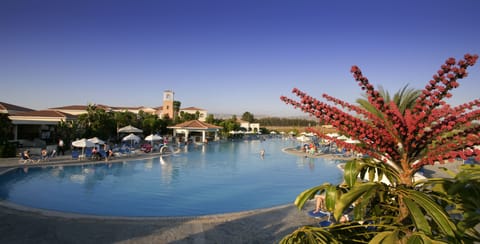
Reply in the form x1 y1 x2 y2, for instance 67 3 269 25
0 138 344 217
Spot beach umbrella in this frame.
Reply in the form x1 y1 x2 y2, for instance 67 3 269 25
118 125 143 133
326 133 340 137
88 137 105 145
345 139 361 144
144 134 163 141
72 138 95 156
296 135 311 142
337 135 349 140
72 138 95 148
122 133 141 147
145 134 163 151
123 133 140 142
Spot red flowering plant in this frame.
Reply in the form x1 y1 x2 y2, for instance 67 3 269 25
279 54 480 243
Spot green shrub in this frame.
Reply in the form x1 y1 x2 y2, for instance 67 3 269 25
0 142 17 158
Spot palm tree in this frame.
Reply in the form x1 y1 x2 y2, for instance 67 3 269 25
173 100 181 122
356 84 421 116
280 54 480 243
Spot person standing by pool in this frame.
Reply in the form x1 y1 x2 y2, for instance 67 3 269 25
58 138 65 155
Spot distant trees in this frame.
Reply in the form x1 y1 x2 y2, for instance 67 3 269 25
239 110 318 127
138 111 166 135
241 112 255 123
256 117 317 127
58 103 317 145
0 114 15 157
0 114 13 143
219 115 241 136
173 100 181 121
176 111 199 123
114 110 139 129
76 104 116 140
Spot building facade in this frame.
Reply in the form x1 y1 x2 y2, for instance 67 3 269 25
4 90 208 145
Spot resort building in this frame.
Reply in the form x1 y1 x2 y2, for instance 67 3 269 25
0 102 35 115
7 110 77 147
48 104 160 116
239 120 261 133
168 120 222 144
2 90 208 145
46 91 207 121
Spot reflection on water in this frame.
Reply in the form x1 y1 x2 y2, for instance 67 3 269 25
159 156 175 184
0 138 344 217
144 158 153 170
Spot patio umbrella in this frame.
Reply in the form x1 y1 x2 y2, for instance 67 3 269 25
337 135 349 140
122 133 141 147
144 134 162 141
88 137 105 145
118 125 143 133
326 133 340 138
71 138 95 156
345 139 361 144
145 134 163 151
296 135 311 142
72 138 95 148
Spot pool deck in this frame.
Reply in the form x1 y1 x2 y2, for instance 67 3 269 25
0 149 471 243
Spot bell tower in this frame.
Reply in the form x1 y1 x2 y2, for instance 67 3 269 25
162 90 174 119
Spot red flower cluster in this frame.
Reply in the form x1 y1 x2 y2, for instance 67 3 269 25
281 54 480 175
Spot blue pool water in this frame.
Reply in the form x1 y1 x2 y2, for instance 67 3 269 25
0 138 344 217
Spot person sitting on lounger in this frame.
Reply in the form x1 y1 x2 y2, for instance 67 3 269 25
313 193 351 223
20 150 38 164
24 150 32 160
313 194 326 213
41 148 49 161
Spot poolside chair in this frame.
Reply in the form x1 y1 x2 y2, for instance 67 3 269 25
464 157 479 165
319 219 332 227
85 148 93 160
50 149 57 158
98 149 107 159
71 150 80 160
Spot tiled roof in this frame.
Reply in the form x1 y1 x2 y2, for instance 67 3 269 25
111 106 146 110
0 101 35 114
169 120 221 129
10 110 77 118
49 105 89 110
50 104 158 112
49 104 111 110
181 106 205 111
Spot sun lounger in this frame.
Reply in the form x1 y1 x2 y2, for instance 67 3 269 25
85 148 93 160
98 150 107 159
308 210 330 219
72 150 80 160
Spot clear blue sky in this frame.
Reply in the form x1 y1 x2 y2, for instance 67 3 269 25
1 0 479 117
